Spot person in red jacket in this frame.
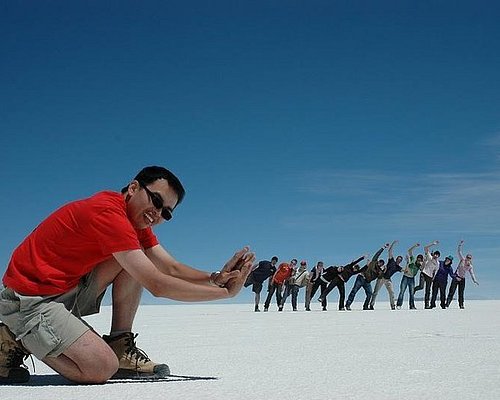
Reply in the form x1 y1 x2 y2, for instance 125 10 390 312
0 166 254 385
263 259 296 311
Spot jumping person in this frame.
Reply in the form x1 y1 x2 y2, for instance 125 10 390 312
0 166 254 384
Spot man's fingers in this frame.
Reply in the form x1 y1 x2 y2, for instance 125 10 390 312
225 270 241 280
222 246 250 272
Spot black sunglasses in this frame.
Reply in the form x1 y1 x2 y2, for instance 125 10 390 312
138 182 173 221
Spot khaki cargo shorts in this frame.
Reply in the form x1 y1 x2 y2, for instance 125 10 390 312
0 269 105 360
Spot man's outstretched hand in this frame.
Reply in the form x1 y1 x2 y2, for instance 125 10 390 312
213 247 255 297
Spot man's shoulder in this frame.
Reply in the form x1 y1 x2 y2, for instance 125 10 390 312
87 191 123 207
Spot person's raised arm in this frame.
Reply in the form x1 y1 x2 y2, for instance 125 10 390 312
408 243 420 258
346 255 366 268
372 243 389 263
424 240 439 255
458 240 465 261
388 240 398 260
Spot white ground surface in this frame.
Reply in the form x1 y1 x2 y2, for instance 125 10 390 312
2 301 500 400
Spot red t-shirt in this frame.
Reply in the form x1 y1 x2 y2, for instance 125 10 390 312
272 263 293 284
3 191 159 296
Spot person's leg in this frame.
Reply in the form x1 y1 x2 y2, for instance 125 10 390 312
279 284 289 309
43 331 118 383
397 277 407 307
458 280 466 308
87 258 170 378
263 284 276 310
446 279 457 307
408 278 416 309
0 286 118 384
369 278 383 308
321 282 328 310
305 282 313 310
430 280 438 308
310 281 321 300
414 272 424 293
424 275 432 308
87 257 141 334
362 280 373 310
253 283 263 311
338 282 346 310
320 281 335 301
386 279 395 309
291 286 299 311
346 276 362 309
439 282 447 308
276 284 283 308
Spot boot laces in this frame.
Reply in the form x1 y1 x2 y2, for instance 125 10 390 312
124 334 152 367
6 346 34 371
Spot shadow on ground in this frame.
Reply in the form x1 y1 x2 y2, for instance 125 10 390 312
6 374 218 386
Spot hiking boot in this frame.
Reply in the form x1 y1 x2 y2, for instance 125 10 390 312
254 305 260 312
103 332 170 379
0 323 30 384
345 305 351 311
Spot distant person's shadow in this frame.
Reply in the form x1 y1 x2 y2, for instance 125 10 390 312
10 373 218 386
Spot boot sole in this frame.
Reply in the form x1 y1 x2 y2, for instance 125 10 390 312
111 364 170 380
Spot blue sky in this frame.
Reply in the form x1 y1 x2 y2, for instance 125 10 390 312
1 1 499 303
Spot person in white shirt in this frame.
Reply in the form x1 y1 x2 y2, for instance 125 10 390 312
414 240 440 309
446 240 479 309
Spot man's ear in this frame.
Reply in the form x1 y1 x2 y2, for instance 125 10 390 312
127 180 140 195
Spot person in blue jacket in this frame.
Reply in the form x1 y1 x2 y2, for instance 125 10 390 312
430 255 454 309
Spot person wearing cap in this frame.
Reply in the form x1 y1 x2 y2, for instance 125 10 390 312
430 254 454 309
279 260 309 311
415 240 440 309
446 240 479 309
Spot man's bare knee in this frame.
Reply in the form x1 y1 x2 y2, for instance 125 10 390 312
77 352 118 384
45 331 119 384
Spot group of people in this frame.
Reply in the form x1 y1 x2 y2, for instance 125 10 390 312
244 240 479 312
0 165 482 386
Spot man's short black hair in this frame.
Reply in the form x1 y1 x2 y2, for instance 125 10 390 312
121 166 186 206
271 256 278 262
